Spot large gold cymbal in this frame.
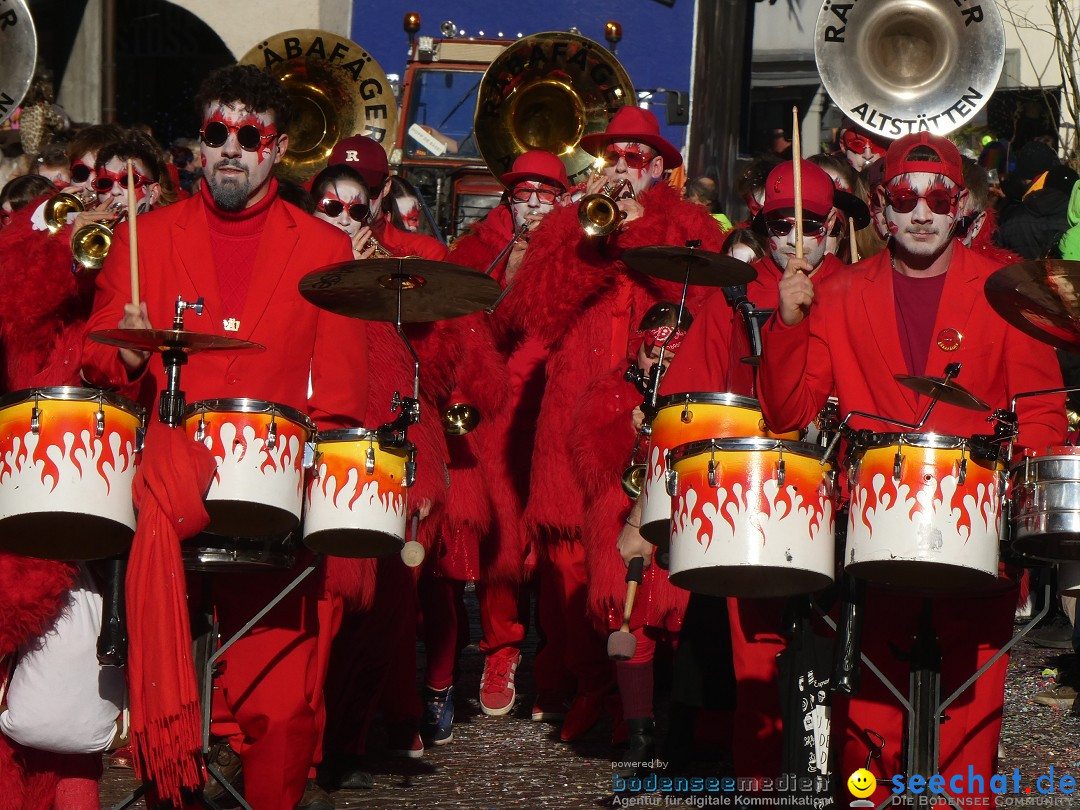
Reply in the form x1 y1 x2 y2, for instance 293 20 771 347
239 30 397 184
622 246 757 287
894 374 990 411
299 258 502 323
985 259 1080 352
475 31 635 186
89 329 265 354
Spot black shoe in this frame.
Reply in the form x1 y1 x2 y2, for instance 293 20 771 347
203 740 243 807
1029 614 1075 649
613 717 655 780
296 780 334 810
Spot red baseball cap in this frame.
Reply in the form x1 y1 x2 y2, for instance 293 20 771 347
579 106 683 169
761 160 836 219
883 132 964 186
500 150 570 192
328 135 389 191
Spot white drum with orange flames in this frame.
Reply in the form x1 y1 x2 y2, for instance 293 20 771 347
639 393 800 546
303 427 412 558
846 433 1004 591
666 437 836 597
0 387 145 560
184 399 315 537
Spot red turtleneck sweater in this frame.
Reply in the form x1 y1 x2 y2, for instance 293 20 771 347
201 179 278 324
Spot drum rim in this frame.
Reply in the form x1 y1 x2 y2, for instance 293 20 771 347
855 431 977 451
0 385 146 419
668 436 826 463
184 398 315 432
315 427 415 455
655 391 761 411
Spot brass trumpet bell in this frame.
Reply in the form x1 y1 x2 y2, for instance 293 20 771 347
43 192 85 235
71 220 114 270
443 402 480 435
578 192 626 237
475 31 635 185
621 463 646 499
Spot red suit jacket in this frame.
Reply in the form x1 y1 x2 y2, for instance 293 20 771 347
758 242 1065 449
500 182 727 539
82 191 368 426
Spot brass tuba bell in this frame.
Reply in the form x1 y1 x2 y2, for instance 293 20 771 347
443 402 480 436
43 192 85 235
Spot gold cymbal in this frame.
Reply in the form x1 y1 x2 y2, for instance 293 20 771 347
985 259 1080 352
621 246 758 287
298 258 502 322
894 374 990 411
89 329 265 354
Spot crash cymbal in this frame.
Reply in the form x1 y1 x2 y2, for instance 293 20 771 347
89 329 265 354
985 259 1080 351
298 258 502 323
621 246 757 287
895 374 990 411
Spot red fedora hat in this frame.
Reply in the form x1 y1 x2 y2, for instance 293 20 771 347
500 150 570 191
579 106 683 169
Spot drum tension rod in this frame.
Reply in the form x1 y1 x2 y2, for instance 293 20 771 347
893 448 904 481
30 400 40 435
958 449 968 486
777 444 786 488
95 397 106 439
708 454 718 487
267 417 278 451
365 444 375 475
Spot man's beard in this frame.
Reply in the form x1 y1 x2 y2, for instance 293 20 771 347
209 160 251 211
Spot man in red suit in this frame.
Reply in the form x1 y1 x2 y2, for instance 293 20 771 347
759 132 1065 803
449 150 568 720
501 107 725 741
82 65 369 810
622 160 846 786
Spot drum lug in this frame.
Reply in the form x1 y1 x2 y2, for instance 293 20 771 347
893 451 904 481
708 458 718 488
777 458 786 488
95 404 105 439
404 460 416 488
135 426 146 453
365 446 376 475
958 456 968 486
266 418 278 451
194 416 206 443
665 467 678 497
303 441 316 471
30 404 40 435
681 404 693 424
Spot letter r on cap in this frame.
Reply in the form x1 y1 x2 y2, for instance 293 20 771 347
346 150 358 162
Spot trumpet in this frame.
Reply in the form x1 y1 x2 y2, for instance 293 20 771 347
578 178 635 237
365 235 393 258
72 204 126 271
442 402 480 436
620 362 663 499
43 192 86 235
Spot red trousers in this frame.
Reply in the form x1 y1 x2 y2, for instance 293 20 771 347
476 579 526 655
206 566 323 810
833 585 1015 804
533 538 612 697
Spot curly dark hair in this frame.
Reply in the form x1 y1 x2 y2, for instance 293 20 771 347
96 129 177 205
194 64 292 133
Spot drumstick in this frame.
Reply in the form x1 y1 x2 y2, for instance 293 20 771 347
126 159 140 307
792 107 803 260
608 556 645 660
849 216 860 263
400 511 425 568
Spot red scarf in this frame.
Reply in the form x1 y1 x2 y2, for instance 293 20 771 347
126 420 215 805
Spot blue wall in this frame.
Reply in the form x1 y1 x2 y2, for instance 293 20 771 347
351 0 696 150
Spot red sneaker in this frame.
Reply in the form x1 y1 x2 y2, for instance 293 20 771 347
480 648 522 716
385 725 425 759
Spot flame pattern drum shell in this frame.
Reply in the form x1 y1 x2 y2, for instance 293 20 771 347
1011 446 1080 561
667 437 836 598
640 393 801 547
0 387 145 560
303 427 410 558
846 433 1003 591
184 399 315 538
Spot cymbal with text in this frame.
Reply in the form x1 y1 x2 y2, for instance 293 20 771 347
985 259 1080 351
89 329 265 354
621 246 757 287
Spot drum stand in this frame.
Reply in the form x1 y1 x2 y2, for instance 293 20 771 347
818 583 1050 809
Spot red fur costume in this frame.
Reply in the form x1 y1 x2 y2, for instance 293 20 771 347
0 201 100 808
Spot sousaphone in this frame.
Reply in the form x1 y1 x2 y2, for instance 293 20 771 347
475 31 636 185
240 30 398 183
814 0 1005 138
0 0 37 127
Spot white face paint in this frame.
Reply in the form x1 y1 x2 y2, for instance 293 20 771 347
509 180 561 230
764 209 836 271
600 140 663 199
881 172 964 260
95 156 159 213
314 177 370 239
200 101 287 211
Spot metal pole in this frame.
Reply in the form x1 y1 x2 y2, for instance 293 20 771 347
101 0 117 123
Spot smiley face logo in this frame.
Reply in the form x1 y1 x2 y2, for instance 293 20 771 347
847 768 876 799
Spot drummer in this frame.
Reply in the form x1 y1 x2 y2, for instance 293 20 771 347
758 132 1065 802
81 65 370 810
618 159 847 788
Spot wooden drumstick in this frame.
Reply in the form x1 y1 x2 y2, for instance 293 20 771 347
401 511 425 568
126 159 140 307
792 107 803 260
608 556 645 660
849 216 860 263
